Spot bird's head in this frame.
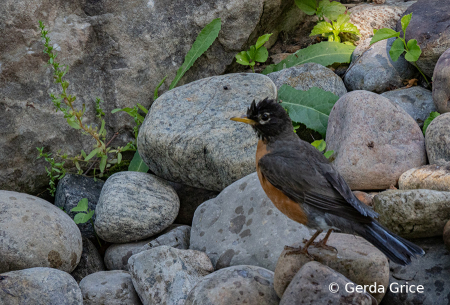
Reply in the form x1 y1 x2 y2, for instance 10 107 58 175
231 98 293 142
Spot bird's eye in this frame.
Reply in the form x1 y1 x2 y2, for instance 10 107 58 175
261 113 270 121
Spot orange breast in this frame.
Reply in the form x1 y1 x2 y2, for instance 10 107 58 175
256 140 308 225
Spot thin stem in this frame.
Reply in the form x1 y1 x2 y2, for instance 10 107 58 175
412 62 430 87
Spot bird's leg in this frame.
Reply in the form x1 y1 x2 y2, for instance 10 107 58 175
284 230 323 257
313 229 337 252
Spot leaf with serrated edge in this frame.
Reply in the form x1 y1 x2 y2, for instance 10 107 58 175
295 0 317 15
311 22 334 36
169 18 221 89
262 42 354 75
340 21 360 35
255 33 272 49
401 13 412 34
405 39 421 62
370 28 399 45
323 1 346 21
128 151 149 172
389 38 405 62
278 85 339 136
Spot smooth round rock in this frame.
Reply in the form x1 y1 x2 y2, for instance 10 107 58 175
373 189 450 238
267 63 347 97
128 246 214 305
399 163 450 191
79 270 141 305
274 233 389 303
326 90 426 190
0 267 82 305
433 47 450 113
138 73 277 191
185 265 279 305
280 261 375 305
94 172 179 243
0 191 82 273
425 113 450 164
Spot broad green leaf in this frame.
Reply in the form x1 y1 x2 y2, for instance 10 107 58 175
335 14 350 29
405 39 421 62
389 38 405 62
310 22 334 36
322 1 346 21
73 210 94 224
423 111 440 136
401 13 412 34
247 45 257 61
278 85 339 136
262 42 355 74
254 46 269 63
66 117 81 129
117 152 122 164
71 198 88 212
255 33 273 49
295 0 317 15
169 18 221 90
153 75 167 100
99 155 107 173
128 151 149 172
85 148 99 161
236 51 250 65
370 28 399 45
324 150 334 158
311 139 326 152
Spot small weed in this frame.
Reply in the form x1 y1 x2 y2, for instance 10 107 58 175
71 198 101 246
236 33 272 72
311 139 334 158
422 111 440 136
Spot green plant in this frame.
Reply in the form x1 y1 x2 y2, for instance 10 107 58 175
262 41 355 74
277 85 339 137
370 13 429 85
296 0 346 21
310 13 359 43
36 147 66 196
38 21 134 184
236 33 273 72
422 111 440 136
311 139 334 158
71 198 101 246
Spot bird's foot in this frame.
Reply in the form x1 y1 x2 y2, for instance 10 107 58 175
283 245 313 259
312 240 337 252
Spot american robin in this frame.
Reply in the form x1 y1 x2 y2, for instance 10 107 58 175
231 98 424 265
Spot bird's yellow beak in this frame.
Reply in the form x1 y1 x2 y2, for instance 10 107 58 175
230 115 257 125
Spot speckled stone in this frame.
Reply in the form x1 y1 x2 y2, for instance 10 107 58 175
399 163 450 191
267 63 347 97
79 270 141 305
94 172 179 243
138 73 277 191
274 233 388 303
373 189 450 238
344 38 417 93
128 246 214 305
426 113 450 164
382 237 450 305
280 262 375 305
190 172 312 271
55 174 104 239
104 225 191 271
0 267 82 305
0 191 82 273
185 265 279 305
326 91 426 190
71 237 105 283
381 86 436 126
433 48 450 113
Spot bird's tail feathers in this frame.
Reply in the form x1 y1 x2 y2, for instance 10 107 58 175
357 221 425 266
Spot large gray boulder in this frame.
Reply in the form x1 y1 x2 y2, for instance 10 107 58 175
396 0 450 78
326 90 426 190
0 267 83 305
425 113 450 165
0 0 303 195
190 172 312 271
373 189 450 238
138 73 277 191
94 172 179 243
344 38 416 93
0 191 82 273
128 246 214 305
433 48 450 113
186 265 279 305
